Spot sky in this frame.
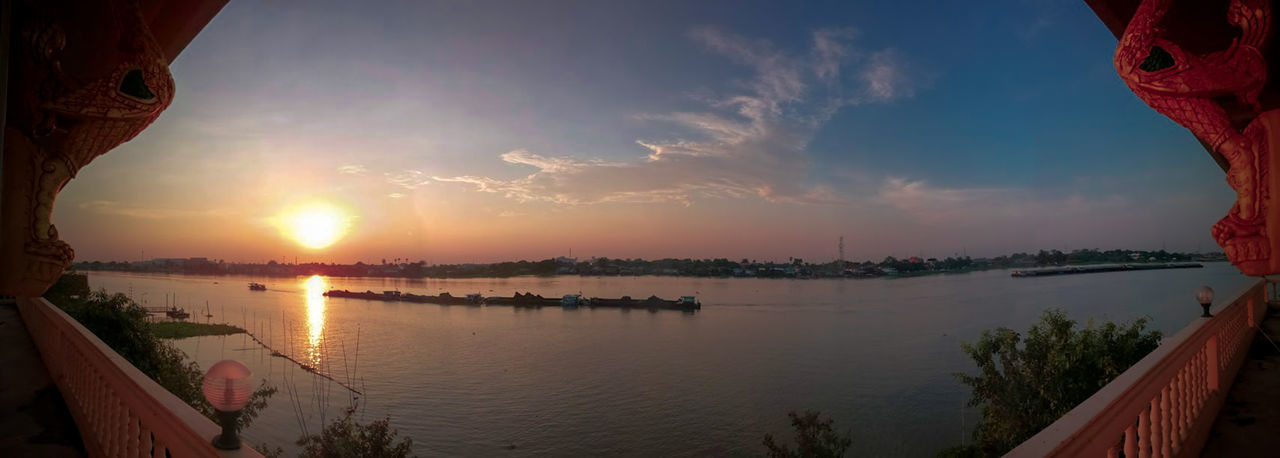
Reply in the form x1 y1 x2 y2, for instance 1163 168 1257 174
57 0 1238 264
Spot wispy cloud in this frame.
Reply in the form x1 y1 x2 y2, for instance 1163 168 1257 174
875 177 1132 227
862 50 913 102
812 28 857 81
385 170 432 189
79 200 237 220
337 164 368 175
437 26 917 206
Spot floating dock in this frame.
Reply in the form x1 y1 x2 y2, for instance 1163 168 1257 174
322 289 701 311
1011 262 1203 278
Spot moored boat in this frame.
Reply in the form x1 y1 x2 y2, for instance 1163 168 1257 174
561 294 585 309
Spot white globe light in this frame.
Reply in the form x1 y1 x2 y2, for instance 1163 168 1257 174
1196 285 1215 306
202 360 252 412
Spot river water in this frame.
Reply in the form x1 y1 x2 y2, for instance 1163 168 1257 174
85 264 1254 456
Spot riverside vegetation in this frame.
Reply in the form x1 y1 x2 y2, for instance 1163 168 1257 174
42 274 412 457
941 309 1161 457
761 310 1161 458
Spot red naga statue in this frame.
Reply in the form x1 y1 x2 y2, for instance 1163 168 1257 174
1115 0 1275 275
0 0 224 297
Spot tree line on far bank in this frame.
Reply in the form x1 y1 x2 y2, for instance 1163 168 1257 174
72 248 1220 279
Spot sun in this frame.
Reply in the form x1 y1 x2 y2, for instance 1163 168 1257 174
280 203 350 249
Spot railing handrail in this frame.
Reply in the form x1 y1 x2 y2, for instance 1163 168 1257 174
1007 280 1266 457
17 297 263 457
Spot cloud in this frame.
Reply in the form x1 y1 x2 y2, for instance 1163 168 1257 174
79 200 237 220
862 50 914 102
875 177 1133 227
385 170 432 189
496 210 526 217
337 164 368 175
437 27 916 206
387 192 405 199
812 28 857 81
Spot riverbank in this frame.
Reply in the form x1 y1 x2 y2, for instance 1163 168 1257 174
71 249 1224 280
149 322 244 339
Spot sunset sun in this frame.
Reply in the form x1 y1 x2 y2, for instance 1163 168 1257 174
279 203 350 249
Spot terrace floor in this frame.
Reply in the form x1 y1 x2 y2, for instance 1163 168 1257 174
0 300 83 457
1201 303 1280 457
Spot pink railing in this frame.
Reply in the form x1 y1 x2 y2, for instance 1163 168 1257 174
1007 280 1267 457
17 297 262 458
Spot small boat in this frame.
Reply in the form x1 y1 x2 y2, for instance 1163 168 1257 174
561 294 585 309
165 307 190 319
248 282 267 291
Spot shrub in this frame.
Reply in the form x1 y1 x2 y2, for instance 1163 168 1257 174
949 309 1161 456
297 406 413 458
762 410 852 458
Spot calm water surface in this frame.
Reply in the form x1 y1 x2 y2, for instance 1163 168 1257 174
87 264 1254 456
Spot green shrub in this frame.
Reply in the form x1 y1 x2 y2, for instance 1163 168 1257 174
949 309 1161 456
297 406 413 458
762 410 852 458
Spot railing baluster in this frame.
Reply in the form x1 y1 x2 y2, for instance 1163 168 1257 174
1209 334 1220 392
1124 424 1137 458
127 414 139 457
114 398 126 456
1151 397 1162 458
1176 369 1186 444
140 428 153 458
1184 367 1193 436
152 437 166 458
1139 403 1151 458
1161 384 1172 457
1172 371 1183 449
1187 350 1198 414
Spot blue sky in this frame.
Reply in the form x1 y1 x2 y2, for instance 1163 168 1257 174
57 0 1236 263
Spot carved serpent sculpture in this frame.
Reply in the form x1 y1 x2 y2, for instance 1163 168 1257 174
1 0 174 295
1115 0 1272 274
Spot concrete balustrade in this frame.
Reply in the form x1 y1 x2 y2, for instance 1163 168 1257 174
1007 281 1267 457
16 297 262 458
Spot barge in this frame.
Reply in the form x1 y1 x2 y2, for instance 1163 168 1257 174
323 289 700 311
322 289 483 305
588 295 700 310
1011 262 1203 277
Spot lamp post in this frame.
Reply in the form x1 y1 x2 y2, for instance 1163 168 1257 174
203 360 253 450
1196 285 1215 318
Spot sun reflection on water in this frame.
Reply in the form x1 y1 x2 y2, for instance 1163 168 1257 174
303 275 327 366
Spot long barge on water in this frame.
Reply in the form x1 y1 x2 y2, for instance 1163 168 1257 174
1011 262 1203 278
322 289 700 311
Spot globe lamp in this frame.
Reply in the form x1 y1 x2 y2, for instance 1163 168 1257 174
1196 285 1215 318
203 360 252 450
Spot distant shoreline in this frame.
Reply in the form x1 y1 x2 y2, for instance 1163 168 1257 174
77 259 1229 281
72 249 1225 280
